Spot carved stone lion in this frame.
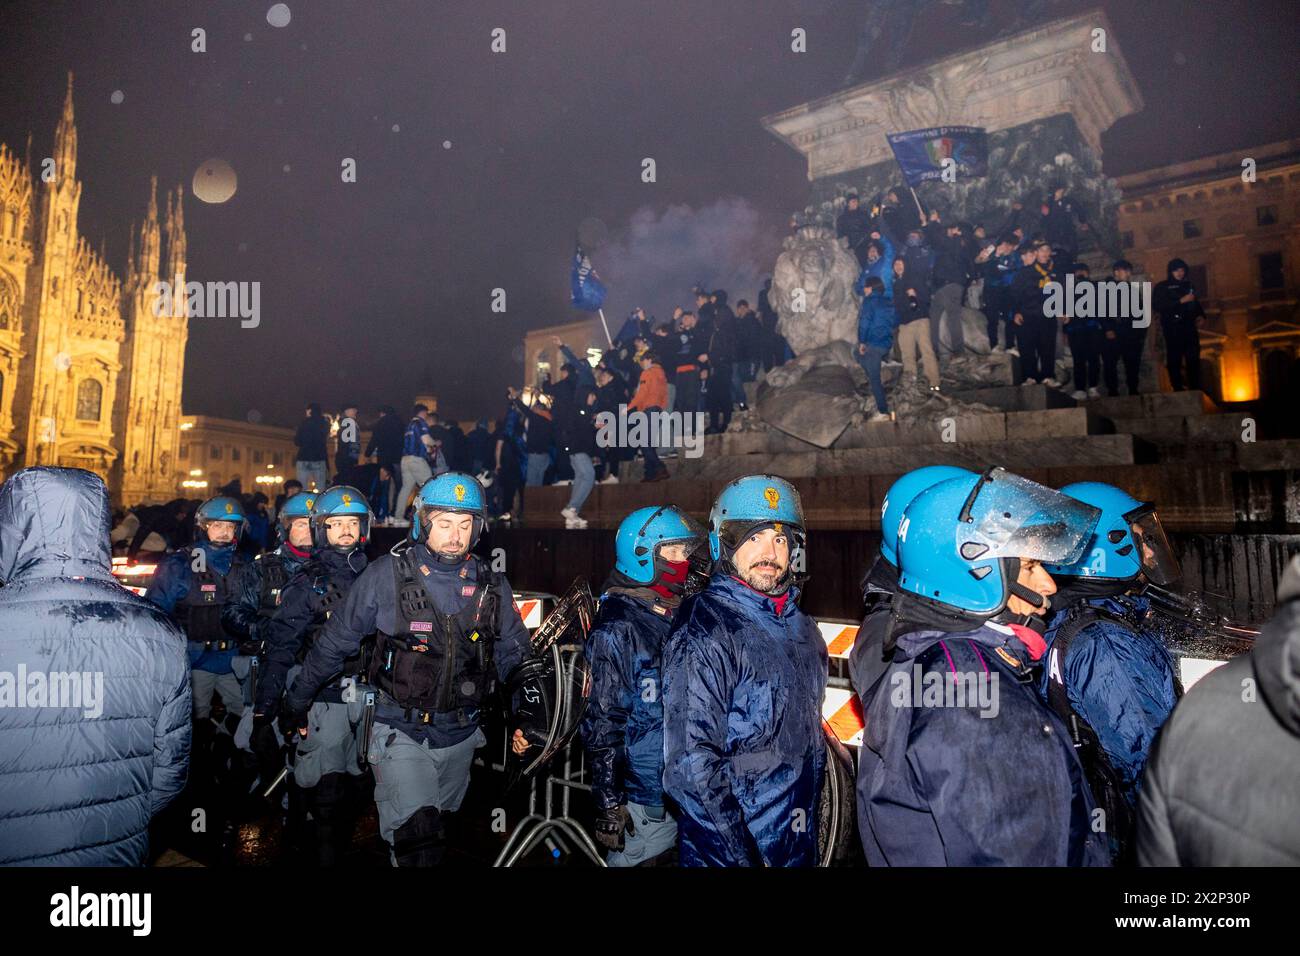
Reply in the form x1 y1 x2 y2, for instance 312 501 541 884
770 226 861 355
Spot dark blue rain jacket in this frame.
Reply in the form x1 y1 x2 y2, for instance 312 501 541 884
858 621 1110 866
1040 594 1178 808
144 538 239 673
579 588 677 810
662 574 828 867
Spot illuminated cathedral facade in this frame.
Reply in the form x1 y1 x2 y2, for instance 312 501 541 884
0 73 188 503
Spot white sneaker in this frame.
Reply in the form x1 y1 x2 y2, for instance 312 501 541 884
1087 386 1101 399
991 345 1005 354
600 474 619 484
868 411 891 423
554 479 572 486
929 384 941 393
882 359 903 368
1021 377 1038 386
1071 390 1087 401
1042 377 1062 388
497 512 512 523
1006 347 1021 357
564 515 588 529
560 506 578 521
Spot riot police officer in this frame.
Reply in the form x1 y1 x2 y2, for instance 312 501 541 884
580 505 703 866
858 467 1110 866
254 486 372 865
662 475 828 867
1039 482 1181 863
283 473 533 866
224 490 316 784
146 495 248 753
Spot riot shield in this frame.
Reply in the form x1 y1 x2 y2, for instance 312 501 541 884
504 578 596 786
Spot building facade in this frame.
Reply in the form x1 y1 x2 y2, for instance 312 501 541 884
0 74 187 502
177 415 296 498
1115 138 1300 403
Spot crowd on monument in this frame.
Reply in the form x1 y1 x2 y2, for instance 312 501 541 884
834 181 1208 418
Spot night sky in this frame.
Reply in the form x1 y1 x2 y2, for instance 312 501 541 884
1 0 1297 427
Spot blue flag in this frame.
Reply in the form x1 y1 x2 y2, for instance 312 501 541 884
886 126 988 187
570 244 607 312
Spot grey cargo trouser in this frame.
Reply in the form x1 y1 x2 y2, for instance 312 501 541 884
368 722 486 848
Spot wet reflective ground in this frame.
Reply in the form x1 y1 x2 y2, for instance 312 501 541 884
148 728 596 868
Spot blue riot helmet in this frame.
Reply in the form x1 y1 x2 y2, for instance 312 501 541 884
1043 482 1181 587
411 471 488 557
276 490 315 546
708 474 805 580
309 485 372 553
879 465 974 567
614 505 705 591
195 495 246 546
896 467 1101 622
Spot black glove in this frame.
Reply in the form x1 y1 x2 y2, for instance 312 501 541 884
237 639 263 657
511 669 552 749
593 804 629 852
278 704 309 740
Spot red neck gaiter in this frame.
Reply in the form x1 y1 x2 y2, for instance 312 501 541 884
1008 623 1047 661
651 561 689 600
285 541 312 559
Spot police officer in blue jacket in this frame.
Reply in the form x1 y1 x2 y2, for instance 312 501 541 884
284 473 533 866
580 505 703 866
254 486 371 865
1040 482 1181 863
858 467 1111 866
146 495 248 738
218 491 316 790
662 475 828 867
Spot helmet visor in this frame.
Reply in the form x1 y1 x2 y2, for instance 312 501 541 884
956 469 1100 566
1126 506 1180 586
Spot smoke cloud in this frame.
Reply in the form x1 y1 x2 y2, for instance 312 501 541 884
596 198 783 323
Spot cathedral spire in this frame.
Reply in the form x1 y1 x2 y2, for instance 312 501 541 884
53 71 77 182
164 185 186 284
136 175 161 280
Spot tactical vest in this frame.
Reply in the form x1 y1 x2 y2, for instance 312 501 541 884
176 555 244 649
298 562 352 663
1044 604 1138 864
369 546 500 716
255 552 292 619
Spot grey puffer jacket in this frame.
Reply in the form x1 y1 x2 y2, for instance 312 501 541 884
1136 556 1300 865
0 467 190 866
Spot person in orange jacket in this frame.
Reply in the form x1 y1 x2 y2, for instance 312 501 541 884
628 351 670 482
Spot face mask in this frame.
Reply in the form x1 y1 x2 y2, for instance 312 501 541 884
906 235 922 247
654 559 690 595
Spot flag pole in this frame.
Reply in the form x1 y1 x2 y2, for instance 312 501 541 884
597 308 613 349
908 184 925 223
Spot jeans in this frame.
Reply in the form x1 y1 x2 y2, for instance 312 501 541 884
1164 320 1201 391
856 345 889 413
731 363 749 405
526 452 549 487
396 455 433 521
931 282 965 354
296 460 329 492
1103 330 1146 395
567 453 594 513
640 406 664 478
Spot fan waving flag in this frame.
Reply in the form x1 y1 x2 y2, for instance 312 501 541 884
570 244 607 312
887 126 989 187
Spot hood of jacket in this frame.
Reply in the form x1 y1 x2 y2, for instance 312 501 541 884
1256 558 1300 736
0 467 113 584
1166 257 1189 279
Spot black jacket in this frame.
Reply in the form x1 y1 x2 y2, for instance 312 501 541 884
1151 258 1206 328
836 207 874 254
924 222 970 288
524 405 554 455
365 412 405 464
1011 258 1062 321
1136 568 1300 865
295 414 330 462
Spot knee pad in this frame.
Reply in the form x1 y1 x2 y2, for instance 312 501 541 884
392 806 445 867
